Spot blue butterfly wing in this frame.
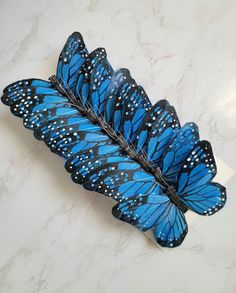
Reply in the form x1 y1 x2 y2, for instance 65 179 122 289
43 121 102 151
177 141 227 215
34 115 87 140
71 155 134 186
161 122 199 185
24 105 78 130
89 58 113 115
2 79 52 105
112 188 163 230
104 68 131 123
121 85 152 144
112 190 188 247
84 166 156 200
43 121 111 158
152 198 187 247
110 76 136 133
65 144 121 173
67 142 156 200
144 104 180 166
9 88 67 118
1 81 72 130
56 32 88 92
75 48 106 105
135 100 170 153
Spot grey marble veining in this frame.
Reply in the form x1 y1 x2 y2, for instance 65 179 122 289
0 0 235 292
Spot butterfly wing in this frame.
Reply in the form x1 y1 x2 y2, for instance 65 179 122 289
2 79 52 106
121 85 152 144
109 74 136 133
177 141 227 215
93 169 157 200
9 87 67 118
74 48 107 105
56 32 89 92
89 58 113 115
143 103 180 166
112 190 188 247
69 146 156 201
65 144 121 173
34 115 87 140
161 122 199 185
104 68 132 123
135 100 181 167
135 100 170 153
24 104 79 130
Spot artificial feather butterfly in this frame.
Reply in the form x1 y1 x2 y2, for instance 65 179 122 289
1 32 226 248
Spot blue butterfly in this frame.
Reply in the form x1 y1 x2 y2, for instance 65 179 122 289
1 32 227 248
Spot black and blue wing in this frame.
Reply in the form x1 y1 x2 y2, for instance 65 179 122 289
9 87 66 118
112 189 188 248
120 85 152 144
94 168 157 201
71 156 135 188
161 122 199 185
88 57 113 115
104 68 132 123
109 74 136 133
177 141 227 215
67 140 158 202
2 79 52 106
24 104 79 130
65 144 121 173
74 48 107 105
135 100 170 153
43 119 111 158
34 115 87 140
1 80 71 130
56 32 89 92
142 103 180 166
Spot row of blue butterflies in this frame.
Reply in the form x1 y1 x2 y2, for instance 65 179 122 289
1 32 226 247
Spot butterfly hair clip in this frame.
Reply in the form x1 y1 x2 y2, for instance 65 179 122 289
1 32 227 248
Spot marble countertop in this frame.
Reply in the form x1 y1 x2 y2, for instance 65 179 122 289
0 0 235 292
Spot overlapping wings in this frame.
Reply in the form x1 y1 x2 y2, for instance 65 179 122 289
1 32 226 248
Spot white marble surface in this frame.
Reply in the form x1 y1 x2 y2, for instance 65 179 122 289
0 0 236 292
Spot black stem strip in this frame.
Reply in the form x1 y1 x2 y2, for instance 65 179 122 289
49 75 188 213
